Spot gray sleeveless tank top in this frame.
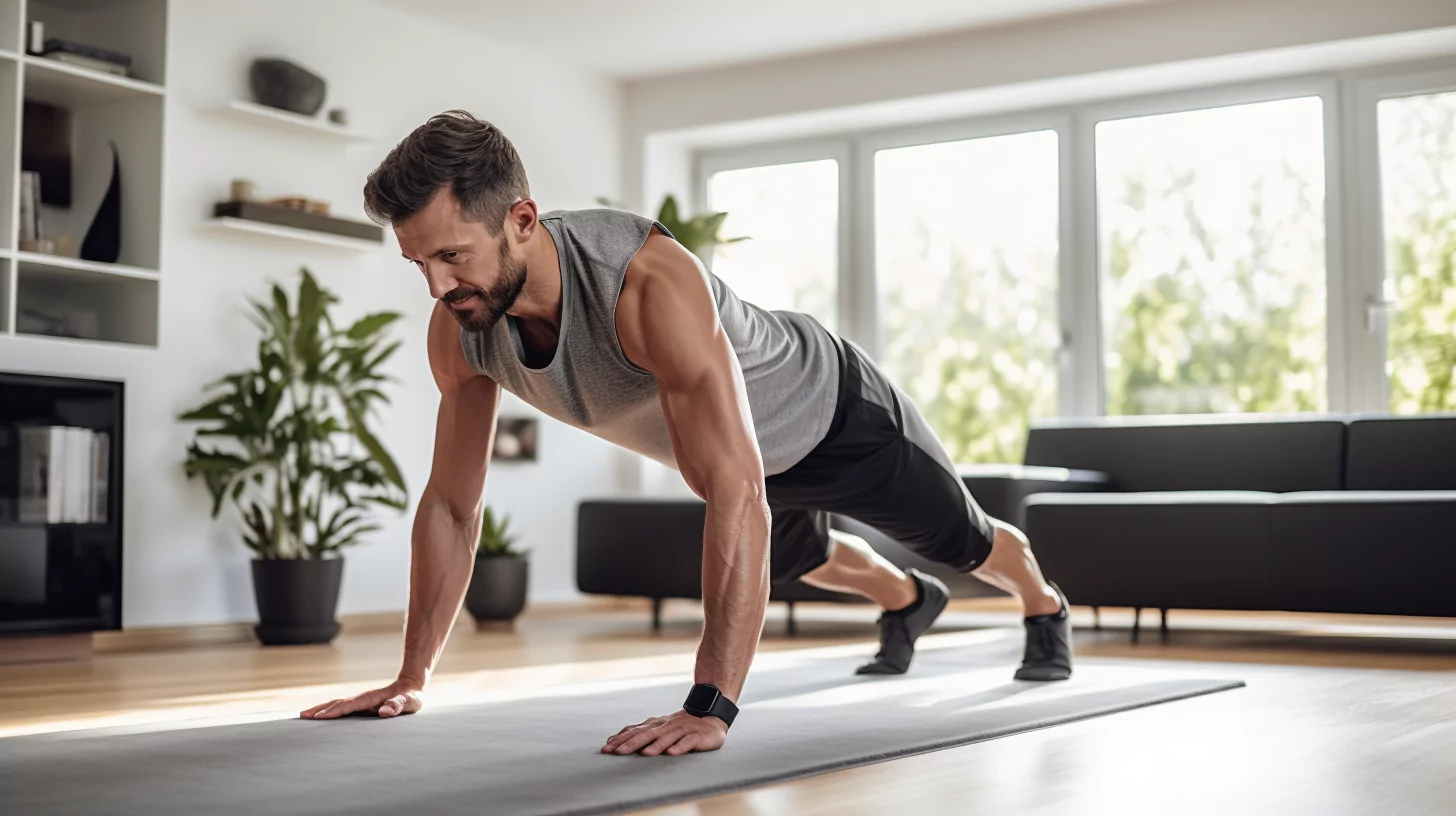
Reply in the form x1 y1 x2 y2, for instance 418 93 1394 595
458 208 839 476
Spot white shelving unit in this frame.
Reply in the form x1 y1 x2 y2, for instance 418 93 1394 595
1 0 167 347
201 217 383 252
211 99 368 143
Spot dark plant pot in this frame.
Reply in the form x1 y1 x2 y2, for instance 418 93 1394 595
252 558 343 645
249 58 327 116
465 556 528 626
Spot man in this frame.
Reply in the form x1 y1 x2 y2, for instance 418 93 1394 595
301 111 1072 757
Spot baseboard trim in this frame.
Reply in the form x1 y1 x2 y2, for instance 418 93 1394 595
89 599 630 654
95 622 255 653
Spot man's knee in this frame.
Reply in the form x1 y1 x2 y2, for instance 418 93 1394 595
902 514 993 574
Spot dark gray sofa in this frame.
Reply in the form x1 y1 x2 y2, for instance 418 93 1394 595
578 414 1455 633
1023 414 1456 634
576 465 1106 631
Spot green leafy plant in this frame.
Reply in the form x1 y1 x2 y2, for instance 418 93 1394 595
596 194 748 257
477 506 524 558
179 268 408 560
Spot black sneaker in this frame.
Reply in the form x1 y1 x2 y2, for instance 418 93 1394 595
1014 582 1073 681
856 569 949 675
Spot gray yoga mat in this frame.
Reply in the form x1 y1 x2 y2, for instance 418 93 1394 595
1 633 1242 816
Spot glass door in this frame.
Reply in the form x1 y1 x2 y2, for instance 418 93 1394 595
1350 70 1456 413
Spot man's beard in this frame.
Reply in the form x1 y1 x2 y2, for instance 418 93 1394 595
443 244 527 333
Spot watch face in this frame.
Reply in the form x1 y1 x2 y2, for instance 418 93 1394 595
684 684 720 713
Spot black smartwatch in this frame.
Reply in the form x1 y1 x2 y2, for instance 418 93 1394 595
682 683 738 729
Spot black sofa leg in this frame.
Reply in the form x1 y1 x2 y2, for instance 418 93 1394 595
1131 607 1142 644
1160 608 1169 639
786 601 797 637
651 598 663 632
1092 606 1102 631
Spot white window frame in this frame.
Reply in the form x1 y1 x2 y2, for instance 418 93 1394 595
854 111 1076 416
1347 64 1456 412
692 55 1456 426
1078 76 1348 415
695 138 853 336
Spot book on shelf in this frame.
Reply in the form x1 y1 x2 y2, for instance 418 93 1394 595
17 426 109 524
91 431 110 523
41 37 133 67
64 427 88 523
19 171 38 243
42 51 130 77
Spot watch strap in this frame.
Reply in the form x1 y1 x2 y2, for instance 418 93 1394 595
683 682 738 728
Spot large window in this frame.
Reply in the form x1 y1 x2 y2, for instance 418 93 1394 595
1096 97 1328 416
693 58 1456 461
875 131 1061 462
705 159 840 330
1378 90 1456 414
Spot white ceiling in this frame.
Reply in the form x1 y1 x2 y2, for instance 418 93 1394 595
382 0 1165 79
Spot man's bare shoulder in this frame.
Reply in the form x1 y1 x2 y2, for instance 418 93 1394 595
618 232 722 375
620 232 715 316
427 301 490 390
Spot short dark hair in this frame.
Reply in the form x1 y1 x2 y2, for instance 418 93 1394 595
363 110 529 233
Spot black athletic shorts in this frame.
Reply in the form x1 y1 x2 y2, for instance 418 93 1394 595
763 333 997 583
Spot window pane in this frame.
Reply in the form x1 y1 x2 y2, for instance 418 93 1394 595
1379 90 1456 414
706 160 839 329
1097 97 1327 416
876 131 1060 463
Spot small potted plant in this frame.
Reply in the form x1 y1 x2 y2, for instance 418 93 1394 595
465 506 528 629
179 268 408 645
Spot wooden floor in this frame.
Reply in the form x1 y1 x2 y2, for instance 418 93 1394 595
3 600 1455 815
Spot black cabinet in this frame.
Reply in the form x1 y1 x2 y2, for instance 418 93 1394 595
0 372 123 634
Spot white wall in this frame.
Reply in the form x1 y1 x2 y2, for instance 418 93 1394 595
621 0 1456 209
2 0 625 627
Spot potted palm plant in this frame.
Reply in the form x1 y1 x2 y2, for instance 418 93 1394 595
465 506 528 629
179 268 408 645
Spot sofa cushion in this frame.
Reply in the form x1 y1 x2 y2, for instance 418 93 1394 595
1268 490 1456 617
1345 415 1456 490
1024 416 1346 493
1023 491 1276 610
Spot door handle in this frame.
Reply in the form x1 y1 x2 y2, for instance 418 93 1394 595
1365 298 1394 332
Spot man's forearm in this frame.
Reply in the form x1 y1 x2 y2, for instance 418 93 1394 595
398 487 478 688
694 488 772 702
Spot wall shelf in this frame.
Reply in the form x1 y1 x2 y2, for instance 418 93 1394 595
211 100 368 142
202 217 386 252
8 251 161 281
23 55 165 108
0 49 18 64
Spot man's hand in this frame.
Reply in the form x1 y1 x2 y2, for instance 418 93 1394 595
601 710 728 757
300 679 425 720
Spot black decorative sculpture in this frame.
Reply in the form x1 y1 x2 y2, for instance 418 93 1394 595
250 59 326 116
80 140 121 264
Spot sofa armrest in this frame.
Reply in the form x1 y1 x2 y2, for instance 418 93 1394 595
576 499 707 600
955 464 1112 531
